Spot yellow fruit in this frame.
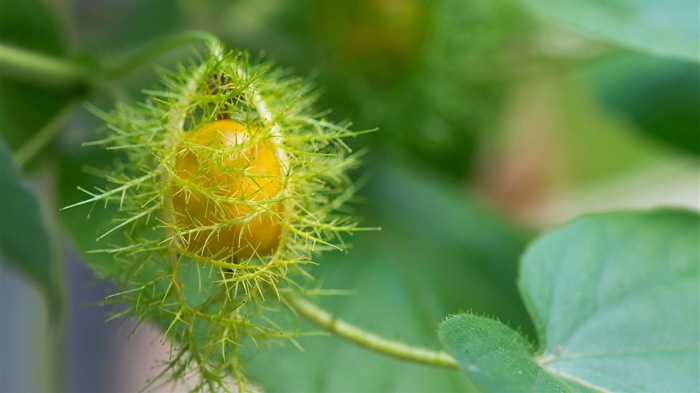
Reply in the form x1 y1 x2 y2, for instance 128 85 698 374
173 120 285 260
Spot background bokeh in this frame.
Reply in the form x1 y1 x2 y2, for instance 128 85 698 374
1 0 698 392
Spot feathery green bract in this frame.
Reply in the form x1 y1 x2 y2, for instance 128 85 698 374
67 45 364 392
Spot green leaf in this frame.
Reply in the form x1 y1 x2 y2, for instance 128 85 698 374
0 138 62 318
245 160 534 392
522 210 700 392
521 0 700 62
439 315 593 392
587 53 700 156
440 210 700 392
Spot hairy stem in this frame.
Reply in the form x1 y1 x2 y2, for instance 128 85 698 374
0 44 90 89
286 295 460 370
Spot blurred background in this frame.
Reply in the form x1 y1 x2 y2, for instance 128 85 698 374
1 0 698 392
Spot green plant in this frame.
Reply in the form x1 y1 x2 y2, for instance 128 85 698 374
1 1 698 392
61 42 373 390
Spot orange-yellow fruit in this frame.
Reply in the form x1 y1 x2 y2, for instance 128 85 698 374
173 120 285 260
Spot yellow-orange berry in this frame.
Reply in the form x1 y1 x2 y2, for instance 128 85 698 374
173 120 285 260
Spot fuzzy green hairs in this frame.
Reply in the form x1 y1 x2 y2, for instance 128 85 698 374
67 44 363 392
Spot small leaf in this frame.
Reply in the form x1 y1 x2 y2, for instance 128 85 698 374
439 314 594 392
0 138 62 318
441 210 700 392
521 0 700 62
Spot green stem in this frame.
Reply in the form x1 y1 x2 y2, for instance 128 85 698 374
286 295 460 370
104 31 221 79
14 100 81 168
1 31 220 89
3 32 222 167
0 44 90 89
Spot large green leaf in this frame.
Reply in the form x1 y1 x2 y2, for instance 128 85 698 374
244 160 534 392
0 138 61 317
440 210 700 392
521 0 700 62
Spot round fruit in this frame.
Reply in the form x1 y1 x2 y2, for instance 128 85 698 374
172 119 285 260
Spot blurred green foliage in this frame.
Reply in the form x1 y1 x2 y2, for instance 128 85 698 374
587 54 700 156
1 0 698 392
0 139 61 318
246 160 534 392
0 0 74 152
521 0 700 63
186 0 535 178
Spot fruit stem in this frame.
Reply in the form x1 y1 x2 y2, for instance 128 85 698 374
286 295 460 370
